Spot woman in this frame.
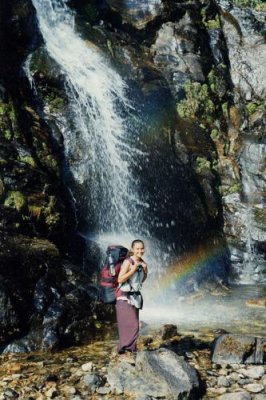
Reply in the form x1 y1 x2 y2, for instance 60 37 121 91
115 239 148 362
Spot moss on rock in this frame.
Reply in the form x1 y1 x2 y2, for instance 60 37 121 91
254 207 266 224
4 191 26 212
195 157 212 175
176 81 215 123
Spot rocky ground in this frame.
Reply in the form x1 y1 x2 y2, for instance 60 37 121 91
0 324 265 400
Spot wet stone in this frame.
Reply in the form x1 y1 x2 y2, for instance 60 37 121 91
58 371 71 379
243 383 264 393
239 379 253 385
218 393 251 400
96 386 111 394
159 324 178 340
4 388 19 398
244 366 265 379
218 376 231 387
45 374 59 382
229 372 242 382
45 388 59 398
81 362 93 372
83 373 101 391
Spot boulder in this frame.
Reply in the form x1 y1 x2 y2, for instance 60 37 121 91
212 334 266 365
107 348 200 399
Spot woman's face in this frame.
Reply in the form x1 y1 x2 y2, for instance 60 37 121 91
132 242 145 258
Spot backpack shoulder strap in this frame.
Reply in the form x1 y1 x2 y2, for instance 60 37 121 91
128 257 135 265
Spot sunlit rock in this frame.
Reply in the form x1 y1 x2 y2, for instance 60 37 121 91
219 0 266 101
106 0 164 29
212 334 266 365
151 14 205 98
107 348 200 398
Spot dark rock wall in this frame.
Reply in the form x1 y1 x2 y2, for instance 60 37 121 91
0 0 108 352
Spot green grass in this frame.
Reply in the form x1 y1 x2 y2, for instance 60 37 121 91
231 0 266 11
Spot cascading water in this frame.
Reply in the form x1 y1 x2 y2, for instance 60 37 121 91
31 0 147 239
30 0 179 294
29 0 229 312
239 141 266 284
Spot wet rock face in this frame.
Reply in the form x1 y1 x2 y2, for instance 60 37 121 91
151 13 205 98
0 0 105 351
105 0 164 29
215 1 266 282
219 0 266 100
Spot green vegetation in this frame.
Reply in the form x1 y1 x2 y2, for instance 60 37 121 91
219 181 241 195
254 207 266 224
205 16 221 30
231 0 266 11
210 128 220 140
44 93 65 112
18 155 36 167
195 157 211 174
227 182 241 194
176 81 215 122
222 102 229 118
201 9 221 30
0 101 17 141
245 101 265 115
4 191 26 212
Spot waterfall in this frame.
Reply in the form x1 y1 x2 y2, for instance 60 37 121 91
239 141 266 284
31 0 147 238
30 0 229 304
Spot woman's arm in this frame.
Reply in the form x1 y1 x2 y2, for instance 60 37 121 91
117 259 138 283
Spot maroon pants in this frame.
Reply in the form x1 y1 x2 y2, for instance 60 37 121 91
116 300 139 353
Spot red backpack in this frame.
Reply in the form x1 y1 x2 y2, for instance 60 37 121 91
99 245 128 303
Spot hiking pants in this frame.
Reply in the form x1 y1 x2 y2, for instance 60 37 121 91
116 300 139 353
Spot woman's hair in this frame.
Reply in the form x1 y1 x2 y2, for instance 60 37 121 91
131 239 144 248
128 239 144 256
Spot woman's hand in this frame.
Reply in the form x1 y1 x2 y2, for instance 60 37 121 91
117 260 138 283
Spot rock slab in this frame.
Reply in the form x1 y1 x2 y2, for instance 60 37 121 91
107 348 200 399
212 334 266 365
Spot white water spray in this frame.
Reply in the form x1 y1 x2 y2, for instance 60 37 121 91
31 0 146 235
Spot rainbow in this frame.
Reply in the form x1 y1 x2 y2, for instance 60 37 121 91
147 241 228 299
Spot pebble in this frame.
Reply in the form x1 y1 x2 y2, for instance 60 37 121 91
4 388 19 398
261 375 266 386
239 378 252 385
240 367 265 379
81 362 93 372
45 374 59 382
218 392 251 400
218 376 231 387
96 386 111 394
243 383 264 393
219 369 228 376
61 385 77 395
207 387 227 395
229 372 242 382
45 387 59 398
